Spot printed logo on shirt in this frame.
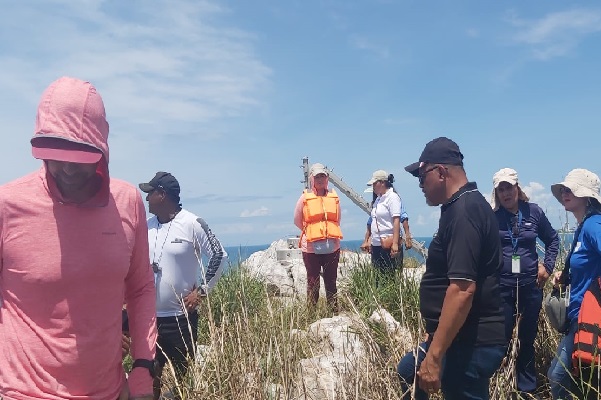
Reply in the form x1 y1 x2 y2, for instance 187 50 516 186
171 237 186 243
102 231 117 235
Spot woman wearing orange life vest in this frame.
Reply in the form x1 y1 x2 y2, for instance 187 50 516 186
294 163 343 310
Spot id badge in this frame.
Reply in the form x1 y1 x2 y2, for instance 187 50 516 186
511 255 520 274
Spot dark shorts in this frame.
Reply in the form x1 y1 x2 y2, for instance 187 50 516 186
156 311 199 376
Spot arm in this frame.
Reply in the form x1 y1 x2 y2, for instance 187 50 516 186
391 216 401 256
538 209 560 275
399 197 412 249
402 219 412 250
361 218 371 252
293 194 305 231
418 280 475 392
124 195 157 398
418 214 481 392
194 217 228 295
389 194 402 255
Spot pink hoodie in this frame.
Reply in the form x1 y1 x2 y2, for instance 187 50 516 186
0 77 157 399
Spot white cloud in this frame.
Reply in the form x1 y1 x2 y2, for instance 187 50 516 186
415 209 440 226
511 9 601 60
521 181 553 208
0 0 271 136
240 206 270 218
466 28 480 38
349 35 390 59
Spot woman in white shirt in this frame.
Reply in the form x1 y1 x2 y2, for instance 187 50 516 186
365 170 412 272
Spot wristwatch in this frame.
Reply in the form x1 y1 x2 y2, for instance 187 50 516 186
132 358 159 379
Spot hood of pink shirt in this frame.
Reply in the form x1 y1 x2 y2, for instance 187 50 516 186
32 77 111 206
32 76 109 162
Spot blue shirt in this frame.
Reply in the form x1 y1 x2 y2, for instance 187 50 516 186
495 201 559 287
568 214 601 322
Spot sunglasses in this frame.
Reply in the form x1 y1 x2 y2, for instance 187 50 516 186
560 186 572 195
418 165 440 185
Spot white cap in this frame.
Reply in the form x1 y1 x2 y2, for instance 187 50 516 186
367 170 388 185
309 163 328 177
490 168 529 211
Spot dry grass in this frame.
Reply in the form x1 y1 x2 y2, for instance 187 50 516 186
148 254 598 400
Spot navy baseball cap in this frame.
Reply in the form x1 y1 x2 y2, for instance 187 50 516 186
139 171 180 198
404 137 464 177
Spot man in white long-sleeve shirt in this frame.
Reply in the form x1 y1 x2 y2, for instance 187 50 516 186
139 171 228 398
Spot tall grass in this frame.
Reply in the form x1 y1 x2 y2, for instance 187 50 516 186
150 252 597 399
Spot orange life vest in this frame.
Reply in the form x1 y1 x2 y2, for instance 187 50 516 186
302 189 343 242
573 276 601 373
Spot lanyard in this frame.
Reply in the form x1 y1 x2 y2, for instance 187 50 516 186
507 210 522 254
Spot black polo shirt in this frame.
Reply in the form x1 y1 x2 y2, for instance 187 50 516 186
420 182 505 346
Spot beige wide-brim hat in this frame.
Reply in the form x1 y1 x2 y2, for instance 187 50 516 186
551 168 601 205
490 168 529 211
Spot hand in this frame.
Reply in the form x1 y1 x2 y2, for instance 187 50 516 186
360 241 371 254
417 352 442 394
551 270 563 288
121 334 131 358
537 263 550 289
405 236 413 250
183 288 203 311
390 242 399 256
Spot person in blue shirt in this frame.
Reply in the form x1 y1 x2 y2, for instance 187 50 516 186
547 168 601 399
491 168 559 397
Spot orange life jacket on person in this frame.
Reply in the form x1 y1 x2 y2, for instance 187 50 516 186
573 276 601 374
302 189 343 242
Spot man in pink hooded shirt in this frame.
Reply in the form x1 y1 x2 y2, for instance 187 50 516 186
0 77 157 399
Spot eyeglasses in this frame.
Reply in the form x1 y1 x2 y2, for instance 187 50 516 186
418 165 440 185
560 186 572 195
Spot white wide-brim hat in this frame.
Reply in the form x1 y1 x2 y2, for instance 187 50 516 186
490 167 529 211
551 168 601 205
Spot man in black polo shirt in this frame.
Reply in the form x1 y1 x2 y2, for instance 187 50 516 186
396 137 506 400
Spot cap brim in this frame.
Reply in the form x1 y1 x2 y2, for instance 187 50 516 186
493 178 518 188
404 161 420 177
139 183 155 193
31 136 103 164
32 146 102 163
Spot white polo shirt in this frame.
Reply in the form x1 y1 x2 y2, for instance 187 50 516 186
370 188 407 245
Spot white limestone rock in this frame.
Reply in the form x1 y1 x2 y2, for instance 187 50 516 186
368 307 414 351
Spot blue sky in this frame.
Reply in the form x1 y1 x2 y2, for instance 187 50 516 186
0 0 600 246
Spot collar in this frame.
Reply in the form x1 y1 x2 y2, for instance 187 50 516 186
441 181 478 212
378 187 394 199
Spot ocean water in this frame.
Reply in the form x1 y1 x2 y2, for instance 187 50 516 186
224 237 434 265
222 233 568 266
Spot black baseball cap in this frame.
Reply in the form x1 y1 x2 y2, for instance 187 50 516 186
139 171 180 198
404 137 464 177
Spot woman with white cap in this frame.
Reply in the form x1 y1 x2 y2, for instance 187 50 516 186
491 168 559 397
294 163 343 311
547 169 601 399
366 170 412 272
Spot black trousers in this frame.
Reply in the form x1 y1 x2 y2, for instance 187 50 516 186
156 311 199 379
